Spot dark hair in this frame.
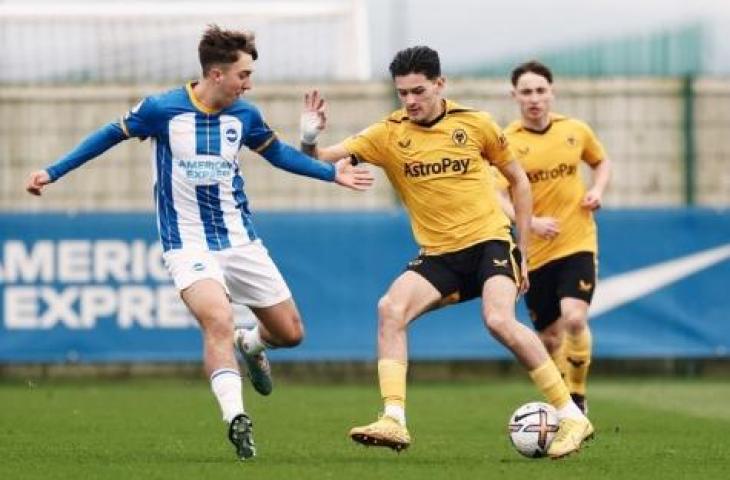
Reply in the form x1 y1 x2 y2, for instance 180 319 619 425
511 60 553 86
388 46 441 79
198 24 258 75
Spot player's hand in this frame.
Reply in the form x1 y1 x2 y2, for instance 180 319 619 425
334 157 374 191
531 216 559 240
300 89 326 145
581 188 602 211
26 170 51 196
518 257 530 295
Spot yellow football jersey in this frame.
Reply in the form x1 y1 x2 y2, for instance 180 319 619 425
343 99 513 254
504 113 606 270
490 165 510 191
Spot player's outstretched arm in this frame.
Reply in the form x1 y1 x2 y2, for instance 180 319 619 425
260 139 373 190
26 122 128 196
333 157 374 191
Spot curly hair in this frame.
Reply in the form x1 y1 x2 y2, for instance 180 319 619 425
198 24 258 75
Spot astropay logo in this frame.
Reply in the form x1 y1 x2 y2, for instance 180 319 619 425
404 158 470 178
526 163 576 184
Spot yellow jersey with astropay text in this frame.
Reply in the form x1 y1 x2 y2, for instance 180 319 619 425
504 113 606 270
343 100 513 254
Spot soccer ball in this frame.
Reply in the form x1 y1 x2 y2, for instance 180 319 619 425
507 401 559 458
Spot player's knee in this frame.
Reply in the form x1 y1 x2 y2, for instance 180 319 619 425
202 310 235 340
377 295 407 330
199 302 233 324
279 319 304 347
269 311 304 347
562 309 587 333
484 310 514 340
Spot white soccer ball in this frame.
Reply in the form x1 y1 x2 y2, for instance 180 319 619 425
507 401 559 458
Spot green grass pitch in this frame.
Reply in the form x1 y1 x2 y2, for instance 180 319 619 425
1 377 728 479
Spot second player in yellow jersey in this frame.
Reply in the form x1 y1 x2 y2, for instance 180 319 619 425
505 113 605 270
503 60 612 417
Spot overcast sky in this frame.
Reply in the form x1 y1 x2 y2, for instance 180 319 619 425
365 0 730 75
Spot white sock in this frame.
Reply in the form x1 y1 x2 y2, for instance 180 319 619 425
239 326 267 356
384 404 406 426
210 368 244 423
556 400 584 420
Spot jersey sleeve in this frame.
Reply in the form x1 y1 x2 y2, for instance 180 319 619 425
119 96 164 139
259 139 335 182
45 123 128 181
342 121 388 166
580 122 607 166
478 114 512 168
240 105 277 153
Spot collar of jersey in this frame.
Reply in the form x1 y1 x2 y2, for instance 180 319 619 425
520 113 567 134
405 99 450 128
186 82 222 115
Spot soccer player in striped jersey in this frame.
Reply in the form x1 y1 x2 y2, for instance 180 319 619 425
501 60 612 415
25 25 373 461
299 46 592 458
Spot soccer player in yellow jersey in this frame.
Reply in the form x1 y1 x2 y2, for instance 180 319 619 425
300 47 592 458
503 61 612 415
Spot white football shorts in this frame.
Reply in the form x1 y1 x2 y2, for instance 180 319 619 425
162 240 292 308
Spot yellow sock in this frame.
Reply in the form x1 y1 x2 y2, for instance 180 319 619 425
566 328 592 396
529 360 571 409
550 335 571 389
378 359 407 408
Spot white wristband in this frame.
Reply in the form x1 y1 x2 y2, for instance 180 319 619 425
300 111 321 145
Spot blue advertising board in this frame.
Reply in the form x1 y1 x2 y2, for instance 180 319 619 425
1 209 729 362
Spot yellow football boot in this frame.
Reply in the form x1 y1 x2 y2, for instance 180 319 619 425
548 417 594 459
349 415 411 452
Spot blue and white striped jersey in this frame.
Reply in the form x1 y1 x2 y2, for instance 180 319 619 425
121 83 275 252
